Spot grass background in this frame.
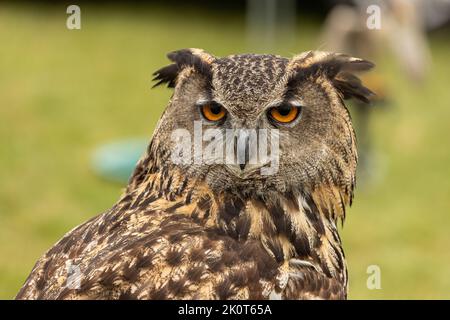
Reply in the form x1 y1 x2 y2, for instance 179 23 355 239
1 3 449 299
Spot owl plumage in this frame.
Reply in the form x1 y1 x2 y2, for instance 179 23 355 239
16 49 374 300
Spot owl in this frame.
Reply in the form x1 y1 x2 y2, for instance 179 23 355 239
16 48 373 300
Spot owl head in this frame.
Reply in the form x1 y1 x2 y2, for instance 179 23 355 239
149 48 374 200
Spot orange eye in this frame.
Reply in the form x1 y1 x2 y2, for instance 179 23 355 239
201 103 226 122
269 104 300 123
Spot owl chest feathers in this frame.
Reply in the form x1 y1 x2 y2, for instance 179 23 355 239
125 160 349 298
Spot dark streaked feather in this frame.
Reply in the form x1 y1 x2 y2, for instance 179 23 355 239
152 63 179 88
152 49 213 88
333 72 375 103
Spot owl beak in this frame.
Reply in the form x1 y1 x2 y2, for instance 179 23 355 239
236 134 250 171
225 128 279 177
227 128 266 176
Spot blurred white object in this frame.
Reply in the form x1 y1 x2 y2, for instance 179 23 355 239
322 0 450 83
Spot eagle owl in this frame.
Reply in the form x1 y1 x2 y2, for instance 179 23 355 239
16 49 373 300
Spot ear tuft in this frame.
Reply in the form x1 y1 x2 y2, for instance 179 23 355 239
152 63 179 88
289 51 375 103
152 48 215 88
333 71 375 104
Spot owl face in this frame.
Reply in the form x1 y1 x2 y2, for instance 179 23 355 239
152 49 373 197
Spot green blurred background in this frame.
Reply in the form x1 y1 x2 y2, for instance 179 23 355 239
0 1 449 299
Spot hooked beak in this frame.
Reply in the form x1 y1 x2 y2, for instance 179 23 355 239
236 134 250 171
227 129 259 176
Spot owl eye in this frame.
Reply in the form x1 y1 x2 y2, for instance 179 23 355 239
200 102 226 122
268 104 301 124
